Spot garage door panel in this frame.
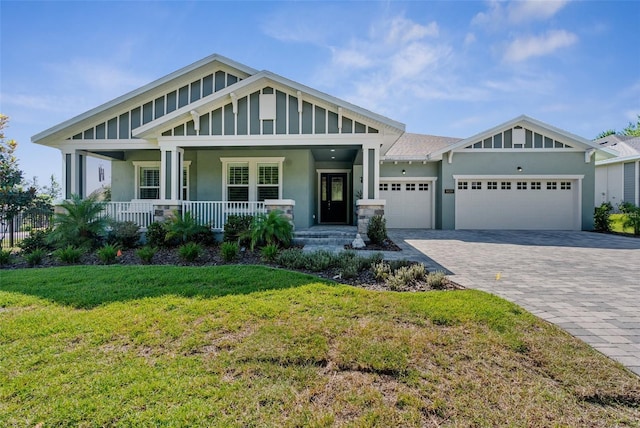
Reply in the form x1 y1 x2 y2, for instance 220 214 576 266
456 179 579 230
380 181 432 228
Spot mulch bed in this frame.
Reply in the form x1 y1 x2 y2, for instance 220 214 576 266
344 238 402 251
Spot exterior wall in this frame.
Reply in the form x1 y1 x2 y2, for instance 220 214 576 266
623 162 637 205
440 152 596 230
111 150 160 201
379 162 439 178
595 163 624 208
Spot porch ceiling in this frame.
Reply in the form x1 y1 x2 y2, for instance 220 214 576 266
311 147 358 162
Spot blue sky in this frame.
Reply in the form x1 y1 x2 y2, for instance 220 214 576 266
1 0 639 189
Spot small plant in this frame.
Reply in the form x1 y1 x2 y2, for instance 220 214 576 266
622 204 640 236
136 246 157 264
307 249 337 272
260 243 280 262
386 263 427 291
367 215 387 245
50 194 108 249
25 249 46 267
594 202 613 232
166 211 211 244
145 221 172 248
223 215 253 244
18 229 54 253
54 245 84 264
107 220 141 248
97 244 119 265
0 249 13 266
339 257 360 279
618 201 635 214
275 248 307 269
249 210 293 250
372 261 392 281
427 270 447 290
178 242 202 262
220 241 239 262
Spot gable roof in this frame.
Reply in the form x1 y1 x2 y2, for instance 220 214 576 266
382 133 461 160
595 134 640 165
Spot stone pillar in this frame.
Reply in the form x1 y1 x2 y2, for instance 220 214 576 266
264 199 295 229
153 203 182 223
356 199 385 240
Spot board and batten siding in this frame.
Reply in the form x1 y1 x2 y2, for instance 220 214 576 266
623 162 636 204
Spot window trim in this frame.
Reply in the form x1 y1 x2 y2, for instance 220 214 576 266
220 157 284 201
133 160 191 200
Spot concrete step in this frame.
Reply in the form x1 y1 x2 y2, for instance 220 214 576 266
293 229 357 247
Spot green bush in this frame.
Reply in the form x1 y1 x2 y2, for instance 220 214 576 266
136 246 157 264
166 211 212 245
18 229 55 253
307 249 337 272
594 202 613 232
276 248 307 270
249 210 293 250
622 205 640 235
25 249 46 267
260 243 279 262
339 257 360 279
372 261 392 281
223 215 253 244
54 245 84 264
97 244 119 265
220 241 239 262
618 201 635 214
427 271 447 290
107 221 141 248
145 222 172 248
178 242 202 262
387 263 427 291
367 215 387 245
0 249 13 266
50 194 108 249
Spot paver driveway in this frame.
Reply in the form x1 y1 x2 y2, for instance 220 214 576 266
387 230 640 376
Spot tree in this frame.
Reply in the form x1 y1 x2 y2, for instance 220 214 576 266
596 115 640 139
0 114 37 247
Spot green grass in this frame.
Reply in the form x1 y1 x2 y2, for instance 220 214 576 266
1 266 639 426
611 213 636 234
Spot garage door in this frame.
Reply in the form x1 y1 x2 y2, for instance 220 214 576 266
379 181 432 228
455 178 580 230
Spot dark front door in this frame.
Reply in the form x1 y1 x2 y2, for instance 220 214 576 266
320 173 348 223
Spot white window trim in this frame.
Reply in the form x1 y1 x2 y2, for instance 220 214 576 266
220 157 284 201
133 160 191 200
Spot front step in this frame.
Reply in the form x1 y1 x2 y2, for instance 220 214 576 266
293 228 357 247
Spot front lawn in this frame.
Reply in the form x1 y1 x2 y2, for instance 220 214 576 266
611 213 637 234
1 266 639 426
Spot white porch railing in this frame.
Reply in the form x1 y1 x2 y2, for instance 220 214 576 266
102 202 155 228
182 201 266 230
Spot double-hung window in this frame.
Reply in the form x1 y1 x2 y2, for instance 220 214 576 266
139 167 160 199
222 157 284 201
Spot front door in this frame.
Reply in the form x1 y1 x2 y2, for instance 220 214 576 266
320 173 348 223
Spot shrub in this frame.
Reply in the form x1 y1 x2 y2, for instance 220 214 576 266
223 215 253 244
594 202 613 232
136 246 157 264
166 211 212 245
19 229 55 253
260 243 279 263
339 257 360 279
622 205 640 236
25 249 45 267
107 220 141 248
307 249 337 272
220 241 239 262
50 194 108 249
178 242 202 262
145 221 172 248
276 248 307 269
618 201 635 214
97 244 119 265
372 261 392 281
427 271 447 290
367 215 387 245
54 245 84 264
249 210 293 250
0 249 12 266
387 263 427 291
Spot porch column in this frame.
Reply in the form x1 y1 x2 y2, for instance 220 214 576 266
361 143 379 200
170 148 183 201
362 147 369 199
160 149 168 200
62 150 86 199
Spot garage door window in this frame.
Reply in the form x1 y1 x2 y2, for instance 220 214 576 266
391 183 401 191
419 183 429 191
561 181 572 190
547 182 557 190
501 182 511 190
487 181 497 190
406 183 416 191
471 181 482 190
458 181 468 190
517 182 527 190
531 182 541 190
379 183 388 191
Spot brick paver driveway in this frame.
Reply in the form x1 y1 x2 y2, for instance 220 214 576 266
388 230 640 376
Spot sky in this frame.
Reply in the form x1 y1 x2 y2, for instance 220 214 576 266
1 0 639 193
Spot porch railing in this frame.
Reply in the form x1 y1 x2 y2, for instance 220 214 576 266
182 201 266 230
102 202 155 228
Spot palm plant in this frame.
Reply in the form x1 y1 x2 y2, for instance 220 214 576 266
50 194 108 248
165 210 211 244
248 210 293 250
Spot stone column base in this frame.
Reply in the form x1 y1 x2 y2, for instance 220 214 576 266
153 203 181 223
356 199 386 241
264 199 296 230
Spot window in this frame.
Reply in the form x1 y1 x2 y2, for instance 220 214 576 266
487 181 497 190
139 167 160 199
471 181 482 190
560 181 572 190
531 182 541 190
517 182 527 190
379 183 388 191
547 181 557 190
458 181 468 190
406 183 416 191
418 183 429 191
391 183 401 191
221 157 284 201
501 181 511 190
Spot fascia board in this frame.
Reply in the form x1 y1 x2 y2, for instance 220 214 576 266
32 54 258 146
596 154 640 166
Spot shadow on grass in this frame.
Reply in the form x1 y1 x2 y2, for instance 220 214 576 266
0 265 333 309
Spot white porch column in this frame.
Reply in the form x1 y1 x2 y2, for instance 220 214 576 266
62 149 86 199
170 148 184 201
160 149 168 200
373 145 380 199
362 146 369 199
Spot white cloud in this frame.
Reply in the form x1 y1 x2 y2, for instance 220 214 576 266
382 17 439 44
464 33 477 46
503 30 578 62
508 0 569 23
0 93 86 114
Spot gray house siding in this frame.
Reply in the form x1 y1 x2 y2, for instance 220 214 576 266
623 162 636 204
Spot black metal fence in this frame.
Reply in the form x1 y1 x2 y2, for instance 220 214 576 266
0 208 53 250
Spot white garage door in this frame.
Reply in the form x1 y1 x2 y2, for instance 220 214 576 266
455 178 580 230
379 181 432 228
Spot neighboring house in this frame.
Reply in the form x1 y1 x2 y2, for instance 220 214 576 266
594 135 640 209
32 54 613 231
